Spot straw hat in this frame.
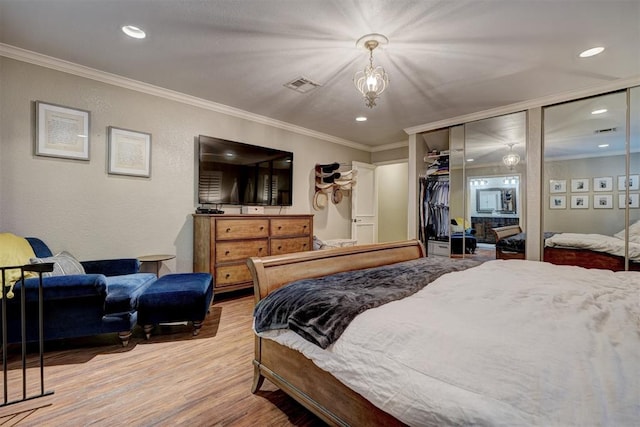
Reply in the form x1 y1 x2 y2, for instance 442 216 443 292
313 190 328 210
332 187 343 204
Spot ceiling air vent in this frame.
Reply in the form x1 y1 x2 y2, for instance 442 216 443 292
284 76 322 94
594 127 617 134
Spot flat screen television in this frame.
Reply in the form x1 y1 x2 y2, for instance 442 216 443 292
198 135 293 206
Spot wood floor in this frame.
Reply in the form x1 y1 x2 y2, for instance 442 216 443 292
0 290 324 426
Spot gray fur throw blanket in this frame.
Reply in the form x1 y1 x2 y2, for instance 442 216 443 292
253 256 481 348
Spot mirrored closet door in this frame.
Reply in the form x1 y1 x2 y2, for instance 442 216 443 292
419 112 526 259
543 89 639 270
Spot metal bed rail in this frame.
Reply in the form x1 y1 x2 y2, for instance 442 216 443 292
1 263 55 407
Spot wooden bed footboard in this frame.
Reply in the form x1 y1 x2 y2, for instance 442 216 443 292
247 240 424 426
543 246 640 271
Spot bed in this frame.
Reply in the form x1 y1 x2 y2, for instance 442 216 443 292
544 232 640 271
493 225 640 271
248 241 640 426
492 225 526 260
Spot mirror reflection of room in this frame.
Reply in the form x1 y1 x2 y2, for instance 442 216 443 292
420 112 527 261
462 112 526 259
542 89 640 270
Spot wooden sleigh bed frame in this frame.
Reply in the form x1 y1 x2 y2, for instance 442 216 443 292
543 246 640 271
492 225 640 271
247 240 425 426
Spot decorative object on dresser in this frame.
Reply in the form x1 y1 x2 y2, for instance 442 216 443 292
193 214 313 293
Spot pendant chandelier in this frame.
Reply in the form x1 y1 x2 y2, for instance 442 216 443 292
503 143 520 170
354 33 389 108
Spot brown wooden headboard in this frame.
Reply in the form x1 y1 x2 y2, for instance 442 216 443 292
492 225 522 242
247 240 425 303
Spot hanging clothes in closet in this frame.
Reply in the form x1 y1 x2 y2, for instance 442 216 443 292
419 175 449 248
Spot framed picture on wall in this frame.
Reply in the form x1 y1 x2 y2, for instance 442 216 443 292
549 179 566 193
107 126 152 177
35 101 90 160
618 193 640 209
617 175 640 191
593 176 613 192
550 195 566 209
570 178 589 192
570 195 589 209
593 194 613 209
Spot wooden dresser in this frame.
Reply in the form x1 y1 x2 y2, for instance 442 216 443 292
193 214 313 293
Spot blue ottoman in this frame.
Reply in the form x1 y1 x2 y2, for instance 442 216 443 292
138 273 214 338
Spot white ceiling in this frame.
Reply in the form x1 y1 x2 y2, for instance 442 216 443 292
0 0 639 150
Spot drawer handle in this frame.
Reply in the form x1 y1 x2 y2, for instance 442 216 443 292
278 226 282 230
303 225 307 229
225 273 230 279
277 246 282 250
258 247 263 252
226 228 231 233
302 243 307 248
260 226 264 230
225 250 230 255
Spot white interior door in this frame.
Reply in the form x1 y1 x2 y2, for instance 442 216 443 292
351 161 377 244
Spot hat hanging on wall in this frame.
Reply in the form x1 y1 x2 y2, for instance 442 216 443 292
332 187 343 204
313 190 328 210
313 162 357 208
318 162 340 173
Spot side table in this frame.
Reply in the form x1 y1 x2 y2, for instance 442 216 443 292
138 254 176 277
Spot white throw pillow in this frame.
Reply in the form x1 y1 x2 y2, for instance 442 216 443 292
613 220 640 244
30 251 85 277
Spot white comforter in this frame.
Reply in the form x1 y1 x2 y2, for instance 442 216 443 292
545 232 640 261
258 260 640 426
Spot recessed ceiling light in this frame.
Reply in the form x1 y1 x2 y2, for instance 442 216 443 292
466 158 474 162
598 144 609 148
591 108 607 115
122 25 146 39
579 46 604 58
355 116 367 122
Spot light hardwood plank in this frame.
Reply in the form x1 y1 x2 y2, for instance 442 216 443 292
0 291 323 426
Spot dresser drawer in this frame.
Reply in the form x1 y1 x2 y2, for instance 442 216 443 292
215 219 269 240
271 237 311 255
270 218 311 237
215 239 268 263
215 264 253 286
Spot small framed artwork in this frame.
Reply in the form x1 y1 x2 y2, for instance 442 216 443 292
550 195 566 209
571 195 589 209
593 194 613 209
593 176 613 192
570 178 589 192
618 193 640 209
35 101 90 160
107 126 152 177
549 179 566 193
617 175 640 191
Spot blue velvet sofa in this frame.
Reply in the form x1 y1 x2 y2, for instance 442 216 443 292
2 238 157 346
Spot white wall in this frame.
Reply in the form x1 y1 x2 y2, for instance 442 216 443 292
376 162 408 242
0 58 370 272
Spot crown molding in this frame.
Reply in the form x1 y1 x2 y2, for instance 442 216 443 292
404 75 640 135
370 139 408 152
0 43 371 152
